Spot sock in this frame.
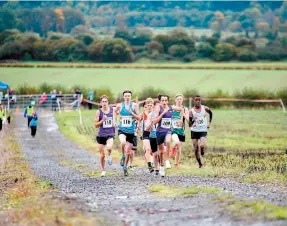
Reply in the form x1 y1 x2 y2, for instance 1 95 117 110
123 165 127 169
147 162 152 168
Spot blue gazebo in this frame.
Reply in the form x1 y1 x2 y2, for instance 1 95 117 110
0 81 10 110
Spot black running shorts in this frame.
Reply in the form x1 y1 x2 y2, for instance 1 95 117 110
149 137 158 153
142 131 150 140
118 130 135 144
96 136 114 145
191 131 207 140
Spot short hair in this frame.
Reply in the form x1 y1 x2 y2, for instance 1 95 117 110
100 95 109 101
154 99 159 105
123 90 132 95
158 94 169 101
175 94 184 98
145 97 154 104
194 95 201 99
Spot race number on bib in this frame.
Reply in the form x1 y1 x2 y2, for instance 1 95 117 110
172 119 180 129
121 116 132 127
103 117 113 128
195 117 206 127
161 118 171 129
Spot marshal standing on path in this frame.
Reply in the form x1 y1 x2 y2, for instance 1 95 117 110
94 95 116 177
189 95 213 168
24 104 34 128
115 90 140 176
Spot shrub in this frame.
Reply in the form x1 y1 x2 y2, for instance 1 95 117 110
196 42 215 57
138 87 168 100
168 44 188 58
213 43 236 61
145 41 164 54
94 88 115 103
75 34 94 45
238 49 257 62
183 53 197 62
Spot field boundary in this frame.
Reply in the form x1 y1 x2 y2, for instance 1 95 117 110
1 63 287 70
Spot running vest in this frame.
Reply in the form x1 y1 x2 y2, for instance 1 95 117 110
98 107 115 137
171 106 185 136
27 107 34 117
190 105 208 132
157 105 173 134
118 102 136 134
142 112 149 131
149 112 157 138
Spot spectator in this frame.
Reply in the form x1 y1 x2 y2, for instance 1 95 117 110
39 92 47 107
51 90 57 111
29 111 38 138
24 103 34 128
87 91 94 110
57 90 64 110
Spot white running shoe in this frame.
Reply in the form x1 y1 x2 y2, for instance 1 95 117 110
101 171 106 177
159 166 165 177
165 160 171 169
107 155 112 165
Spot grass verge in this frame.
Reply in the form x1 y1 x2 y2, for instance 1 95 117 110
0 130 98 225
148 185 221 197
216 195 287 220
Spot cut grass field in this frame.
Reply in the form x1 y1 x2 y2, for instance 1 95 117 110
56 109 287 185
2 67 287 96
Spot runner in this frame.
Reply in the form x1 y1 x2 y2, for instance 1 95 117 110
24 103 34 128
94 95 116 177
189 95 213 168
141 98 155 173
153 94 183 177
115 90 140 176
170 94 189 168
128 120 138 171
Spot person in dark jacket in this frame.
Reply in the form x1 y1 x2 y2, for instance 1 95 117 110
29 112 38 137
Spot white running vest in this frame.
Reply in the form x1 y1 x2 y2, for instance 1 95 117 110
190 105 208 132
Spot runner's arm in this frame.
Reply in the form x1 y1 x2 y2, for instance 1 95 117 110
205 106 213 126
130 103 141 121
94 110 104 128
145 114 153 131
152 104 165 124
184 107 189 125
189 110 194 127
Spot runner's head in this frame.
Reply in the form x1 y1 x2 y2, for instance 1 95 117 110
194 95 201 108
158 94 169 107
145 97 154 113
123 90 132 103
100 95 109 108
175 94 184 106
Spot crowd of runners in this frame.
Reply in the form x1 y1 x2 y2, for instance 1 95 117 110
95 90 213 177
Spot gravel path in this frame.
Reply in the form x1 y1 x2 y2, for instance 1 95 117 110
15 112 287 226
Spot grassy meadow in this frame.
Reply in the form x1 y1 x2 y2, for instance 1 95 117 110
2 67 287 96
56 109 287 185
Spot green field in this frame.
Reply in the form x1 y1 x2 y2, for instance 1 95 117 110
2 68 287 95
56 109 287 185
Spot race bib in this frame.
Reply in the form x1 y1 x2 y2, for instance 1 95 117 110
103 117 113 128
195 117 206 127
121 116 132 127
172 118 181 129
161 118 171 129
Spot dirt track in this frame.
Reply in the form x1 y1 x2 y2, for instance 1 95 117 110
14 112 287 226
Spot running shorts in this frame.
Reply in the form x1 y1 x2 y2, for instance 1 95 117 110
149 137 158 153
172 132 186 142
156 131 170 145
118 130 135 144
191 131 207 140
142 131 150 140
96 136 114 145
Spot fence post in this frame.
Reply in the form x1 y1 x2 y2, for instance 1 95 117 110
279 99 286 114
189 97 192 109
78 95 83 125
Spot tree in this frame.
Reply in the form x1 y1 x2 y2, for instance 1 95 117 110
229 21 242 32
213 43 236 61
168 44 188 58
256 21 270 35
54 8 65 33
63 8 86 33
238 49 257 62
0 8 17 32
145 41 164 54
196 42 215 57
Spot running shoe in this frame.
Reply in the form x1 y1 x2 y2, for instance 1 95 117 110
149 167 154 173
124 167 128 176
120 155 125 166
165 160 171 169
128 166 134 171
199 164 205 169
155 170 159 176
101 171 106 177
107 154 112 165
159 166 165 177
